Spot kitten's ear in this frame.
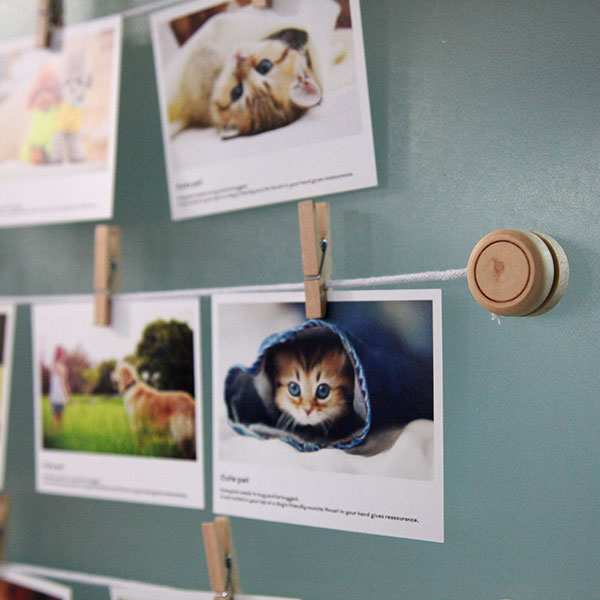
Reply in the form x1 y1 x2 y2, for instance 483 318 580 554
290 74 322 109
219 124 241 139
268 28 308 50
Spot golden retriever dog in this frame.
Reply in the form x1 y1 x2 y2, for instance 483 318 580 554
112 361 196 459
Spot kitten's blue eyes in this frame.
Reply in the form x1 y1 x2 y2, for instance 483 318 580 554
316 383 330 400
288 382 301 397
287 382 330 399
255 59 273 75
230 82 243 102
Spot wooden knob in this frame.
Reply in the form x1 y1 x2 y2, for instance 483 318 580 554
467 229 568 317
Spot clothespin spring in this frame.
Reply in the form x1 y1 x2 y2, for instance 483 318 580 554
304 238 328 283
214 555 234 600
106 258 119 291
95 258 119 296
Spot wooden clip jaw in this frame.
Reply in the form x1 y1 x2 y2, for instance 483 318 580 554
36 0 63 50
298 200 332 319
251 0 272 7
93 225 120 327
202 516 241 600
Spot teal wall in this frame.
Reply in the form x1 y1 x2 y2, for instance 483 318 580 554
0 1 599 599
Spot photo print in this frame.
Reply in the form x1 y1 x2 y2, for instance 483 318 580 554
32 297 204 508
151 0 377 219
0 305 15 490
111 584 299 600
0 567 72 600
212 290 444 542
0 15 121 226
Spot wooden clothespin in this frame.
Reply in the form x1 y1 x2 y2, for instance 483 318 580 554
202 516 241 600
0 495 9 563
298 200 332 319
93 225 120 326
251 0 272 8
36 0 64 50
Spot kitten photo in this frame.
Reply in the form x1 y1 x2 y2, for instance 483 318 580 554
263 328 362 445
169 27 322 139
222 299 434 457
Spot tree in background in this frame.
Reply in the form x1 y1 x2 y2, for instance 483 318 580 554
135 319 194 396
91 359 117 395
41 362 50 395
64 346 92 394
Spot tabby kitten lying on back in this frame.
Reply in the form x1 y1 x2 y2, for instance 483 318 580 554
169 28 322 139
263 328 362 445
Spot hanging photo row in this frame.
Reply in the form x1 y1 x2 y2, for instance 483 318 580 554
0 0 376 227
0 0 440 547
0 286 444 543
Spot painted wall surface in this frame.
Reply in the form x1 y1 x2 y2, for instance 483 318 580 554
0 1 598 599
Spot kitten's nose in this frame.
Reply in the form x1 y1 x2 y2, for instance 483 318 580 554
304 407 312 415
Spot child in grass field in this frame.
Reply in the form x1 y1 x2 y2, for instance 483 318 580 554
49 345 71 427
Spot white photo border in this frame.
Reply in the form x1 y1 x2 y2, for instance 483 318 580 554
0 566 72 600
0 304 15 490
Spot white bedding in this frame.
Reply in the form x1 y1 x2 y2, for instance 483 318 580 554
219 418 434 481
171 76 362 169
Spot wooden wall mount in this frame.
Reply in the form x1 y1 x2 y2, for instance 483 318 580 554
467 228 569 317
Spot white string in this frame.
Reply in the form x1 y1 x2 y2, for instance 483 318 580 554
0 267 468 306
328 268 468 289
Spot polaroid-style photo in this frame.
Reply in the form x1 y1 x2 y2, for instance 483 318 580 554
151 0 377 220
212 290 443 542
0 567 72 600
111 584 300 600
0 15 121 227
32 297 204 509
0 305 15 490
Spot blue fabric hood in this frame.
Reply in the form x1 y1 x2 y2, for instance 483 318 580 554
225 319 370 452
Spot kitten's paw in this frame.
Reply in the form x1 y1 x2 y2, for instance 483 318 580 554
218 125 240 139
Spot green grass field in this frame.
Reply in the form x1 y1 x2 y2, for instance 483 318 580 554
42 394 183 458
